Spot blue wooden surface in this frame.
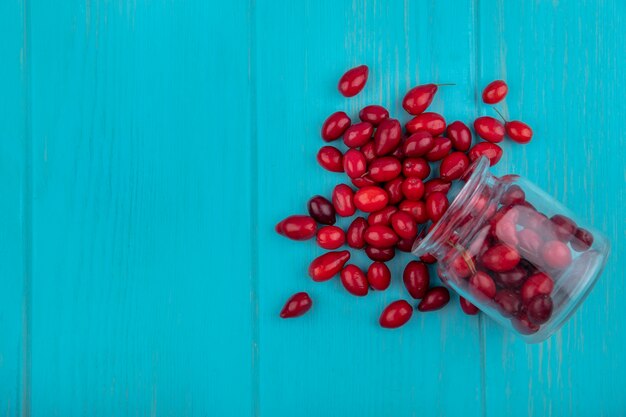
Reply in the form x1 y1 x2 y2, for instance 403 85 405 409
1 0 625 416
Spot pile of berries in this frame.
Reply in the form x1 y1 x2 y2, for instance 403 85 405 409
277 65 533 328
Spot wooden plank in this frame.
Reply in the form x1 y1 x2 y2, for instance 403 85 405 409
27 1 255 415
0 0 29 415
255 1 484 415
478 1 626 415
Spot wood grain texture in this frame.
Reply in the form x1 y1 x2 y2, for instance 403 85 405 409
0 1 29 416
1 0 625 416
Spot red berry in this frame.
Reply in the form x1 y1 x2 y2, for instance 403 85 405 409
359 105 389 126
383 177 405 205
343 122 374 148
364 225 399 248
360 140 377 163
446 121 472 151
511 312 540 335
308 250 351 282
493 266 527 288
321 111 351 141
402 177 425 201
406 112 446 136
550 214 577 241
369 157 402 182
439 152 470 181
474 116 505 143
403 261 430 299
402 157 431 179
399 200 429 224
332 184 356 217
402 84 438 115
379 300 413 328
365 246 395 262
317 146 344 172
481 244 521 272
500 185 525 206
469 271 497 299
346 217 368 249
417 287 450 311
367 262 391 291
571 228 594 252
517 228 544 256
340 264 369 296
354 186 389 212
423 178 452 197
482 80 508 104
351 175 377 188
316 225 346 250
402 131 435 157
280 292 313 318
276 215 317 240
390 211 418 240
374 118 403 156
425 192 449 222
367 206 398 226
343 149 368 178
396 237 415 252
494 290 522 318
526 295 553 325
541 240 572 269
468 142 503 166
338 65 368 97
506 120 533 144
521 272 554 303
460 297 479 315
424 137 452 162
307 195 336 225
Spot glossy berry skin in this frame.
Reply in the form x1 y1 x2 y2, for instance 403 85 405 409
379 300 413 328
571 228 594 252
424 179 452 197
500 185 525 206
468 142 503 166
364 225 399 248
354 186 389 212
494 290 522 318
390 211 418 240
460 297 479 315
369 157 402 182
511 313 540 335
469 271 497 299
402 157 430 179
399 200 429 224
351 175 377 189
521 272 554 303
426 192 449 222
338 65 369 97
402 131 435 157
276 215 317 240
317 146 344 172
494 266 527 288
403 261 430 299
345 217 368 249
402 177 425 201
343 149 368 179
367 206 398 226
359 105 389 126
526 295 553 325
367 262 391 291
424 137 452 162
396 237 415 252
474 116 505 143
308 250 351 282
321 111 351 141
402 84 438 115
307 195 336 225
541 240 572 269
374 118 403 156
360 140 377 163
481 244 521 272
316 226 346 250
365 246 395 262
418 287 450 312
482 80 508 104
280 292 312 318
384 177 405 205
439 152 470 181
343 122 374 148
340 265 369 296
406 112 446 136
332 184 356 217
550 214 577 241
506 121 533 144
446 121 472 151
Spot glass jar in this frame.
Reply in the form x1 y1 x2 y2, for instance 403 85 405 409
412 157 610 343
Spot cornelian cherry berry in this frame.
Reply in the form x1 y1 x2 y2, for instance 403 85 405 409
399 200 429 224
276 215 317 240
340 265 369 296
384 177 405 205
481 244 521 272
571 228 594 252
307 195 336 225
446 121 472 151
364 225 399 248
439 152 470 181
417 287 450 311
521 272 554 303
474 116 505 143
379 300 413 328
403 261 430 299
526 295 553 325
505 120 533 144
401 177 425 201
346 217 368 249
541 240 572 269
424 178 452 197
425 192 449 222
317 146 344 172
343 149 368 179
308 250 351 282
468 142 503 166
365 246 395 262
482 80 508 104
367 206 398 226
402 131 435 157
332 184 356 217
338 65 369 97
343 122 374 148
354 186 389 212
424 137 452 162
406 112 446 136
359 105 389 126
459 297 479 315
316 225 346 250
367 262 391 291
469 271 497 299
390 211 418 240
321 111 351 141
369 157 402 182
280 292 312 318
374 118 403 156
402 157 430 179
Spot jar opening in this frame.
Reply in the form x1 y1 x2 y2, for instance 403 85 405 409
412 156 491 258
